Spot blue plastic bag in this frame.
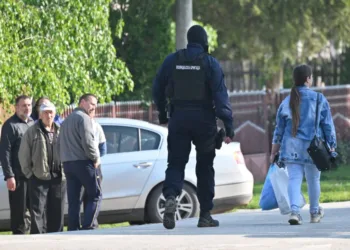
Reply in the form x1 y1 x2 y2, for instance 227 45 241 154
259 164 278 210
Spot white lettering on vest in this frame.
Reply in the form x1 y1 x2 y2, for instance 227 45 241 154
176 65 201 70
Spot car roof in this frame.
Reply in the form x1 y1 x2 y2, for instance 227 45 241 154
95 117 168 134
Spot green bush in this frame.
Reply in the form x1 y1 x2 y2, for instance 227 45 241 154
336 141 350 166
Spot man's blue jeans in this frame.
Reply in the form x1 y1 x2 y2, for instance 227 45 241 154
63 160 102 230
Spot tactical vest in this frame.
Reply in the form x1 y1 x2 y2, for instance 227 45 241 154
167 49 211 105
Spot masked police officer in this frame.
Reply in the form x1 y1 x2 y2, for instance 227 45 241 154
152 25 235 230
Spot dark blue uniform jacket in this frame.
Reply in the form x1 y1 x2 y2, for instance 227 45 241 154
152 43 233 130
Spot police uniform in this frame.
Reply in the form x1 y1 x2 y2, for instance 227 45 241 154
152 25 234 230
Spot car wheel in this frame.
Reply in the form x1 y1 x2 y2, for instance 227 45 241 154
147 183 199 223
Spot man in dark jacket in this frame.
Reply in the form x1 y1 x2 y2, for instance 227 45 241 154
152 25 235 230
0 95 34 234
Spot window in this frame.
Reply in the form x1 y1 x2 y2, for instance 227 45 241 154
102 126 139 154
140 129 161 151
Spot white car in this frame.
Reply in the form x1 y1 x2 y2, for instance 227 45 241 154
0 118 253 229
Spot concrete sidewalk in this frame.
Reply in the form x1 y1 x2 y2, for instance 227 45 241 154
0 201 349 250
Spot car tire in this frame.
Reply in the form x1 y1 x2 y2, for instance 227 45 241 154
146 183 199 223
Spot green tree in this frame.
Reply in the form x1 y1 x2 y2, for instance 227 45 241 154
170 20 218 54
194 0 350 90
110 0 174 101
0 0 133 111
340 47 350 84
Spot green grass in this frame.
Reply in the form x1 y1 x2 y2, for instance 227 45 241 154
236 164 350 210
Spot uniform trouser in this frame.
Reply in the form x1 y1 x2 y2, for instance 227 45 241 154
63 160 102 231
162 109 217 212
28 176 66 234
81 165 102 228
8 177 31 234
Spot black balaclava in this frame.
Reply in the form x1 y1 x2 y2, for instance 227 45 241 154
187 25 209 52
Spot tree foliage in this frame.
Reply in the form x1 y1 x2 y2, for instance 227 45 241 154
340 46 350 85
194 0 350 87
110 1 219 101
170 20 218 54
0 0 133 111
110 0 174 101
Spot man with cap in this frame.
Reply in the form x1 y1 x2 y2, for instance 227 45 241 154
19 101 66 234
152 24 235 229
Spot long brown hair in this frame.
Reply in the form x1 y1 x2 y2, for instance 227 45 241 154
290 64 312 137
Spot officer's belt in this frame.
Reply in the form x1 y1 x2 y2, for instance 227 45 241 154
172 104 214 111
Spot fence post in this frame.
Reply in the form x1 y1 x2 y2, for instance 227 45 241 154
112 103 116 118
148 104 153 122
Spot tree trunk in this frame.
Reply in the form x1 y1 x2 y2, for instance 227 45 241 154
175 0 192 50
266 68 284 92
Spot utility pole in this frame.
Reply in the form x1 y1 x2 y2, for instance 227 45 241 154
175 0 192 50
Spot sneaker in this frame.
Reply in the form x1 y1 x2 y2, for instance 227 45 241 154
163 196 176 230
197 211 219 228
310 207 325 223
288 212 303 225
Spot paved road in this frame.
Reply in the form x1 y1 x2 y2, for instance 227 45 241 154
0 202 349 250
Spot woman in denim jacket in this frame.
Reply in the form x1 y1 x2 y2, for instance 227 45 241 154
271 64 336 225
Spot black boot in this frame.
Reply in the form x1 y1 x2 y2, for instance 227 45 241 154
163 196 176 230
197 211 219 228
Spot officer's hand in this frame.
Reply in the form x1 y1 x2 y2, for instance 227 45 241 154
7 177 16 192
158 113 168 125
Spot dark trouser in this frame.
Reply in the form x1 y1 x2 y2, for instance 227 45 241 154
28 176 66 234
8 177 31 234
81 165 102 228
162 109 217 212
63 160 102 231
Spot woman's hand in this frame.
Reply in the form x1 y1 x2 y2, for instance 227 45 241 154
270 152 277 164
270 144 281 164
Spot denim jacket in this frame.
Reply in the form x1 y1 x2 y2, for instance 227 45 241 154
272 86 337 164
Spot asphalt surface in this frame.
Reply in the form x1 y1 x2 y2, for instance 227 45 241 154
0 201 349 250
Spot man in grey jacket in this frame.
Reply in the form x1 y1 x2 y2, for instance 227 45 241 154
58 93 101 231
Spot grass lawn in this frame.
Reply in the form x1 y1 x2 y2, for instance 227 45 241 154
1 165 349 235
237 164 350 210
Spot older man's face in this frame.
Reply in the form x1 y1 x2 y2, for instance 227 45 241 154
40 110 55 127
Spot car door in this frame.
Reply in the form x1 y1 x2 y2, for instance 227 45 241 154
0 166 10 221
99 124 161 212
